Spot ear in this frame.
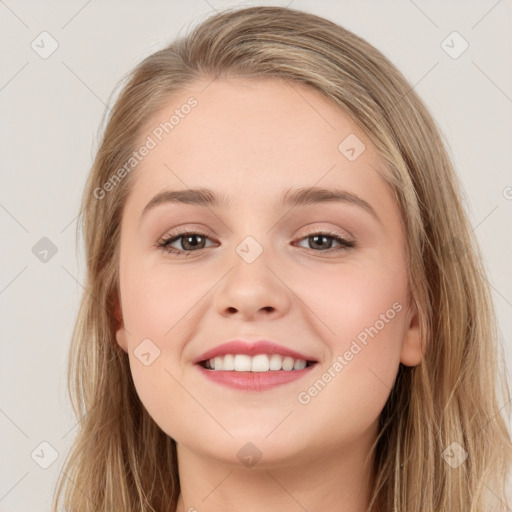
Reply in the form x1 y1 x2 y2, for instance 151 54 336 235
113 296 129 353
399 296 424 367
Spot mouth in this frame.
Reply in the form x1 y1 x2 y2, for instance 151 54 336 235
198 354 318 372
193 339 319 391
195 353 318 392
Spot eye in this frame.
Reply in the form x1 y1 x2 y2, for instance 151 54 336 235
157 229 355 256
157 229 216 256
294 230 355 252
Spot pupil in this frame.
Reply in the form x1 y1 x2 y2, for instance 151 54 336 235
184 235 203 250
311 235 331 250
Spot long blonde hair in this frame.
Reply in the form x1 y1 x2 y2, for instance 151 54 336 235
52 6 512 511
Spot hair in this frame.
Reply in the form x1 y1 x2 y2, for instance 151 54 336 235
52 5 512 511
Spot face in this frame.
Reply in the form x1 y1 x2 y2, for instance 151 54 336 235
115 76 422 468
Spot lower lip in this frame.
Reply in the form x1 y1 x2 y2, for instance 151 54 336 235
196 364 316 391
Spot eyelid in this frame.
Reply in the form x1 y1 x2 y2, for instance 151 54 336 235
157 224 214 241
295 223 354 242
157 223 353 245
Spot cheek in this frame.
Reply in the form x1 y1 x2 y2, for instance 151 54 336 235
291 311 406 449
119 260 206 419
292 260 408 414
120 265 196 436
295 256 408 349
120 259 199 343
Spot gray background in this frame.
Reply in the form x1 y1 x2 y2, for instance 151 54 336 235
1 0 511 510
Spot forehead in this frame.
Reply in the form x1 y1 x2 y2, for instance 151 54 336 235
126 77 392 215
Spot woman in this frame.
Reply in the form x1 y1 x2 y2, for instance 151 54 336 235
52 5 512 511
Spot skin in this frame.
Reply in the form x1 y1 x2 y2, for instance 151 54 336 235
115 76 423 512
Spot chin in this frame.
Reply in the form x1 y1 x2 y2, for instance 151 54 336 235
189 428 315 468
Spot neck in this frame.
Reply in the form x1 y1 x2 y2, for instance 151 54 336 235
174 420 378 512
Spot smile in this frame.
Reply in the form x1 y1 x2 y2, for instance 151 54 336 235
196 354 318 391
200 353 315 372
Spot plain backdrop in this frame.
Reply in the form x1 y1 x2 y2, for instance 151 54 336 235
1 0 511 510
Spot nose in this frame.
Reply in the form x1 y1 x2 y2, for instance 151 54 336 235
213 250 292 322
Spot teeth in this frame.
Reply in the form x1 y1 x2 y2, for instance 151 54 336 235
282 356 294 371
293 359 307 370
205 354 311 372
251 354 269 372
234 354 251 371
269 354 282 370
223 354 235 370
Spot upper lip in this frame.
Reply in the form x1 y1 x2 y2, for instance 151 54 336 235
192 339 318 364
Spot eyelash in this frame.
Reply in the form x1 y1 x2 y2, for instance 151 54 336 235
157 228 355 256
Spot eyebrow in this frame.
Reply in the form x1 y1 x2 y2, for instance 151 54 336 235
140 186 381 224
